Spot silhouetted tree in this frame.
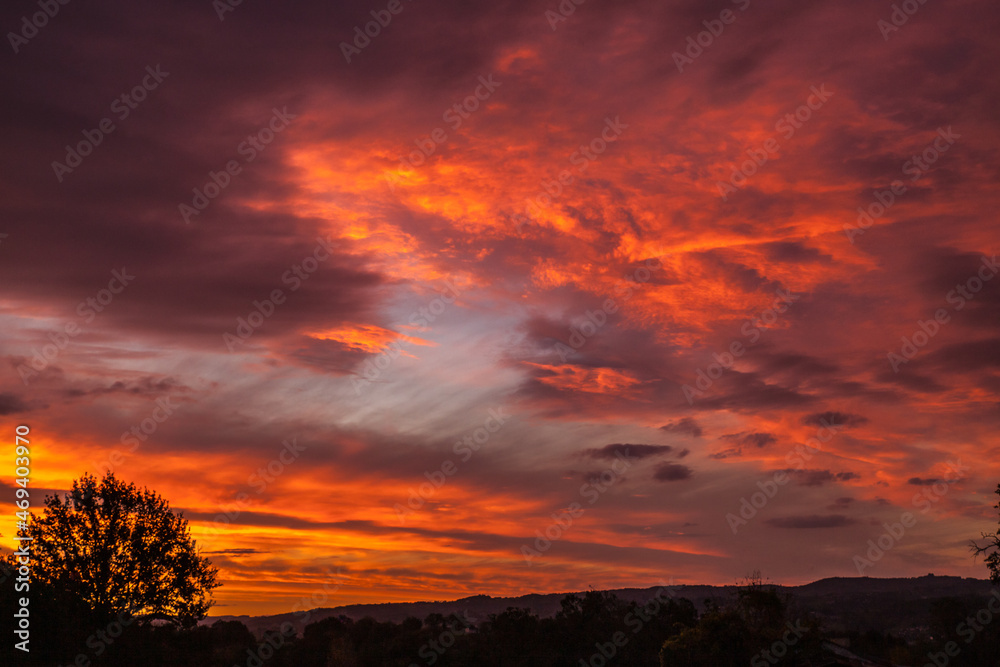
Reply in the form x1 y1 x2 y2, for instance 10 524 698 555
971 482 1000 584
25 472 220 629
659 607 758 667
735 570 786 635
660 574 822 667
1 551 97 665
480 607 542 664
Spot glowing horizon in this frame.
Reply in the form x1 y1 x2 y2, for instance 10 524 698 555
1 0 999 617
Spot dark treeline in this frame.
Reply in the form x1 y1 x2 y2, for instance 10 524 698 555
5 573 1000 667
4 476 1000 665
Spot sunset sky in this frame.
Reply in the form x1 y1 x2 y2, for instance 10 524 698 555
2 0 999 616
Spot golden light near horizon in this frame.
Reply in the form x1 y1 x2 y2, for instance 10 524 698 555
2 0 1000 626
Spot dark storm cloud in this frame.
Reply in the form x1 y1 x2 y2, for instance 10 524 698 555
694 250 783 294
776 469 860 487
762 241 832 264
709 448 741 460
922 338 1000 374
907 477 946 486
0 392 31 414
755 352 839 378
586 443 673 460
692 372 818 412
652 462 692 482
802 411 868 428
720 432 776 448
660 417 703 437
906 248 1000 331
827 497 854 510
0 0 551 352
62 375 190 398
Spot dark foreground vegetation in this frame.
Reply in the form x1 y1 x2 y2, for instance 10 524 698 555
4 575 1000 667
1 475 999 666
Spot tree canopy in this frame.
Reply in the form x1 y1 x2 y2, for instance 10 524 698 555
25 472 219 628
970 483 1000 585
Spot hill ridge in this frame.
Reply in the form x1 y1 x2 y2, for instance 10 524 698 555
203 574 996 637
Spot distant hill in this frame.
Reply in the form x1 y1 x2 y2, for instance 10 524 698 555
785 575 997 636
203 574 997 638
